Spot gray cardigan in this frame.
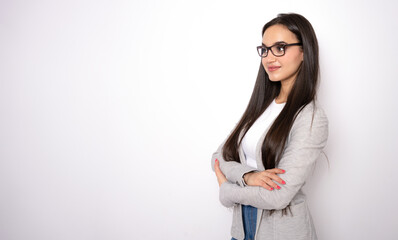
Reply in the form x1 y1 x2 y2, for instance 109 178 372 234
211 102 328 240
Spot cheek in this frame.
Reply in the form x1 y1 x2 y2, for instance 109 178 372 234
286 55 303 70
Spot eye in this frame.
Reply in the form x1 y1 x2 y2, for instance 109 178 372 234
260 47 267 56
275 44 286 54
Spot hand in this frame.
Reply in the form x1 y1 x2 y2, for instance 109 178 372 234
214 159 227 187
243 168 286 191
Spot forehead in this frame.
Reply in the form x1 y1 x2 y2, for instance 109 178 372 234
262 24 298 46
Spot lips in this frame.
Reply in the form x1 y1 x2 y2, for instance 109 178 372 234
267 66 281 72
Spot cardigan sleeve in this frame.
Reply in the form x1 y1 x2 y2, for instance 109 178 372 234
211 137 257 187
211 141 257 187
218 104 329 209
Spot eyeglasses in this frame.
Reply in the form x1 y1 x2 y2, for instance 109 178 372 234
256 42 302 57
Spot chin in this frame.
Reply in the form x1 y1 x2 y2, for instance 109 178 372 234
267 75 280 82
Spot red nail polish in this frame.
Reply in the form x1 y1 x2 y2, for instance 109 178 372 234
270 188 273 190
215 159 218 162
282 181 286 184
276 186 281 189
282 170 285 173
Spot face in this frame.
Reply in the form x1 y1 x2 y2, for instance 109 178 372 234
262 24 304 85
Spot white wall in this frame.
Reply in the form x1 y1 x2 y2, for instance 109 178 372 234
1 0 398 239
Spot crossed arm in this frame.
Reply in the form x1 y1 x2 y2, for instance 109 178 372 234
211 105 328 210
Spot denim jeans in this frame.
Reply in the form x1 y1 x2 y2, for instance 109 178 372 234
231 205 257 240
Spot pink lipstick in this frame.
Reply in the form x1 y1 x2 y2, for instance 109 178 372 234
268 66 280 72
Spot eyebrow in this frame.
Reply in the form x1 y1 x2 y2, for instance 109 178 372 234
262 41 287 47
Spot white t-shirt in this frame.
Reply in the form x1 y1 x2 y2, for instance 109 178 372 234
241 99 285 169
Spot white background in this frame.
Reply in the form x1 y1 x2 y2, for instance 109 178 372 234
1 0 398 239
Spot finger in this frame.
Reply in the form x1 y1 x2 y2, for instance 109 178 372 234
263 177 282 190
214 160 221 175
268 174 286 185
214 160 225 178
214 159 221 173
258 178 274 191
264 171 286 185
260 181 274 191
267 168 286 174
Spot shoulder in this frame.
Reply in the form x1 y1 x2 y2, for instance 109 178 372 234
295 101 328 124
290 101 329 137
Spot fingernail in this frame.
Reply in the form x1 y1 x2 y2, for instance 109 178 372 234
215 159 218 162
282 170 285 173
282 181 286 184
270 188 273 190
276 186 281 189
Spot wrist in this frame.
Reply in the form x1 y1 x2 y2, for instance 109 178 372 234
243 172 252 185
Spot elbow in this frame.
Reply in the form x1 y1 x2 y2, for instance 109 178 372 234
218 182 236 208
219 191 234 208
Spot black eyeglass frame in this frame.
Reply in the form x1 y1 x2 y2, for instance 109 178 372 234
256 43 302 58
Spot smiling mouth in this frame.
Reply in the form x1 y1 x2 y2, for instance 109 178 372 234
267 66 280 72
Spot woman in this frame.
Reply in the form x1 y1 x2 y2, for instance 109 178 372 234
211 13 328 240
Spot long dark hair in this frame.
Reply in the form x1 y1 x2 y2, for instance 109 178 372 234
222 13 319 214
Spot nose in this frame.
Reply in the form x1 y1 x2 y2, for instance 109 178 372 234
263 54 276 65
266 53 276 62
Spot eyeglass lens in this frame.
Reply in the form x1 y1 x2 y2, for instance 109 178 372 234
258 45 286 57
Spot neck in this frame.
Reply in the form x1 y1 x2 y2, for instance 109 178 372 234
276 79 294 103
